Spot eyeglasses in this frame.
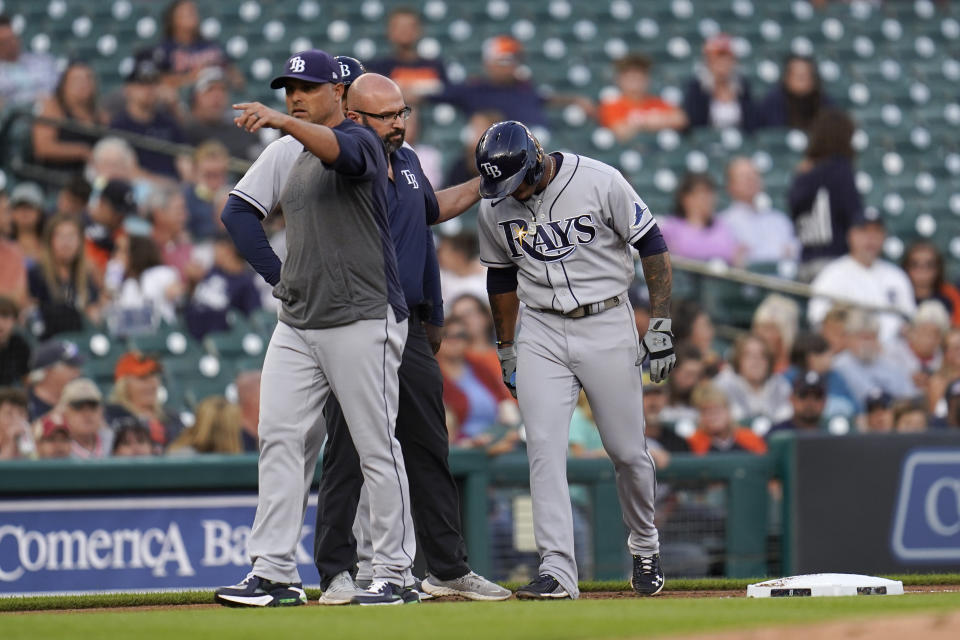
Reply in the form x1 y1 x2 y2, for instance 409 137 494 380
69 400 100 411
353 107 412 122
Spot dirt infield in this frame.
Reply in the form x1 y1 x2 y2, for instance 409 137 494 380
671 610 960 640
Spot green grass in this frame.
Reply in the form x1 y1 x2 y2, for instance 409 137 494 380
4 592 960 640
4 575 959 613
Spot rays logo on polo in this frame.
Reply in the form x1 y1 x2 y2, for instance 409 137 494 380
498 214 597 262
400 169 419 189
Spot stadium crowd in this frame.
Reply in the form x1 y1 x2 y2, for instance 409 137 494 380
1 1 959 464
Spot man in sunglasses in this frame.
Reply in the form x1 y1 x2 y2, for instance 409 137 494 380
766 370 828 439
57 377 112 459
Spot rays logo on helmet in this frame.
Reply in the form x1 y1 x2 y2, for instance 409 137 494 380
498 214 597 262
339 62 351 77
289 56 306 72
481 163 502 178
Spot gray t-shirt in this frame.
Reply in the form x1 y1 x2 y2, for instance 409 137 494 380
272 119 407 329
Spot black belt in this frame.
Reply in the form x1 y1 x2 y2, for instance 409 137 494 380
535 294 625 319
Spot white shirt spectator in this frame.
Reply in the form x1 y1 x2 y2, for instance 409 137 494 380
712 366 793 424
719 201 799 264
0 51 58 107
808 256 916 344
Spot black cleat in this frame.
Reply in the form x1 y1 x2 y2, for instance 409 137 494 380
214 573 307 607
631 553 665 596
350 581 421 606
515 574 571 600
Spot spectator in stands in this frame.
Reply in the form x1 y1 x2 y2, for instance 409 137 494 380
718 157 799 265
893 398 928 433
832 310 916 406
28 214 101 339
184 234 261 339
443 109 504 188
31 61 106 178
58 377 112 459
752 294 799 374
789 108 861 278
0 296 29 387
368 7 446 101
55 174 92 220
766 371 827 439
438 316 519 452
111 418 155 457
863 389 895 432
33 413 71 459
929 329 960 416
436 36 593 130
183 140 231 241
107 352 183 448
713 334 792 425
786 332 857 418
9 182 46 264
25 339 83 420
437 232 486 312
0 212 28 308
885 301 949 398
449 294 500 381
89 137 139 184
154 0 242 90
642 379 690 453
85 178 137 279
808 211 915 344
672 299 721 376
146 184 194 275
945 380 960 429
110 234 183 331
659 343 705 426
687 381 767 455
682 33 759 132
902 242 960 327
167 396 243 455
400 108 443 188
235 370 260 452
820 304 851 356
758 55 832 130
182 68 258 160
0 14 58 109
660 172 741 265
0 387 31 459
599 53 687 140
109 56 185 180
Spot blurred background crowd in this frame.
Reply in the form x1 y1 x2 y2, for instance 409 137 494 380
2 0 960 465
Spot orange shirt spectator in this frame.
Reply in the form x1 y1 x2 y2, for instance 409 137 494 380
599 54 687 141
686 381 767 455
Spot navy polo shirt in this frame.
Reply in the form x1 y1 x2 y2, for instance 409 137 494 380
388 145 444 325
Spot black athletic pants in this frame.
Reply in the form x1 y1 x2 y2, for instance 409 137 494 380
313 317 470 588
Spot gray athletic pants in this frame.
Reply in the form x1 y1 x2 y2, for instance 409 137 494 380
248 311 415 586
516 302 660 599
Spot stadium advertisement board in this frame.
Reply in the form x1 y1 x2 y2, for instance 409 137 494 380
0 495 319 595
792 433 960 574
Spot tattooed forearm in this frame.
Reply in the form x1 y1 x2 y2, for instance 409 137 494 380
489 291 520 343
640 252 673 318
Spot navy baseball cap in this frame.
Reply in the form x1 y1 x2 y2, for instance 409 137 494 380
270 50 340 89
334 56 366 86
30 339 84 371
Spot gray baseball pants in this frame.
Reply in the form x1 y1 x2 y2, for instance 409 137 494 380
516 302 660 599
247 310 415 586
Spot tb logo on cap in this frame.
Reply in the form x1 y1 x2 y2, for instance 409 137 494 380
339 62 351 78
289 56 306 73
481 162 502 178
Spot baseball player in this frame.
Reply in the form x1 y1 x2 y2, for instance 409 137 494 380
213 49 417 607
313 71 510 604
475 121 676 599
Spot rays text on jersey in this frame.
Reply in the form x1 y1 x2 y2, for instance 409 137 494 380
498 214 597 262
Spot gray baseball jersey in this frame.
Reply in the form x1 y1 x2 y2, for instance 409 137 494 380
478 152 660 599
478 153 655 310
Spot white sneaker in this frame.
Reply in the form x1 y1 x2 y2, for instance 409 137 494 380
318 571 366 605
421 571 512 601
